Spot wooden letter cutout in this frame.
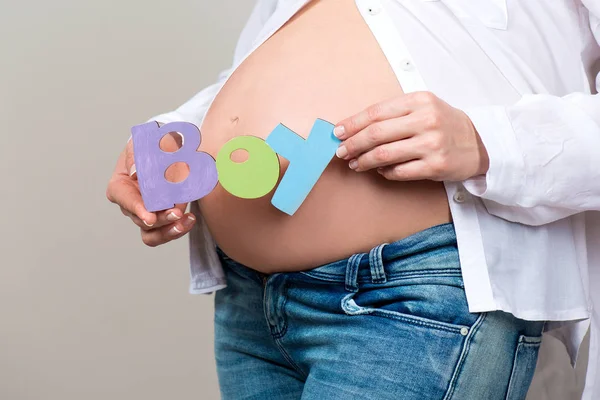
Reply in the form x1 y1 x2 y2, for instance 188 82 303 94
216 135 280 199
266 119 340 215
131 121 218 212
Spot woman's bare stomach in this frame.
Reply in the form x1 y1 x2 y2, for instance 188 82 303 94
198 0 451 273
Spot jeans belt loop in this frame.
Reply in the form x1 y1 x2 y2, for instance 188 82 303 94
345 253 364 293
369 243 388 284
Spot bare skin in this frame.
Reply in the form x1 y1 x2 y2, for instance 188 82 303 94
106 0 492 271
196 0 452 273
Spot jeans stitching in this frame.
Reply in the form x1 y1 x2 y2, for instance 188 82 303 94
273 337 308 379
272 279 289 338
301 268 463 282
370 244 387 283
504 335 542 400
271 280 308 378
345 254 363 292
377 245 386 282
368 309 468 333
442 312 487 400
505 341 523 400
340 292 471 334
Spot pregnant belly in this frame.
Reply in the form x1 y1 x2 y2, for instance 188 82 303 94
197 0 451 273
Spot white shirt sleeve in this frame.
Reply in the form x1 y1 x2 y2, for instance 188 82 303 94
461 1 600 226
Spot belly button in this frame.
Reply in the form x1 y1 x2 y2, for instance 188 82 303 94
230 116 239 125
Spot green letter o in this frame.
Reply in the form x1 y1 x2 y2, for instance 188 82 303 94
216 136 280 199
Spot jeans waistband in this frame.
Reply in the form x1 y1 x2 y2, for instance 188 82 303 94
298 222 458 292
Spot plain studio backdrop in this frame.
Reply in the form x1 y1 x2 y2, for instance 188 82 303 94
0 0 590 399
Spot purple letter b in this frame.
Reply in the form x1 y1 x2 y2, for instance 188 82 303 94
131 121 218 212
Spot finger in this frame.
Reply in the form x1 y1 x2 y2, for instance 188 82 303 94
118 188 187 230
152 204 188 228
125 139 137 179
376 160 432 181
129 212 156 231
337 115 420 160
349 139 422 172
333 93 434 140
124 205 187 231
140 213 196 247
108 177 157 226
136 203 189 230
120 206 145 225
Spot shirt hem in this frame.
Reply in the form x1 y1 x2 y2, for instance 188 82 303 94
189 282 227 295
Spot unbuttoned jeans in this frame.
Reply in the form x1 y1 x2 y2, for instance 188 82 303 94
214 223 545 400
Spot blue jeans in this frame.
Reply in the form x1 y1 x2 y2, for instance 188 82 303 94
214 222 545 400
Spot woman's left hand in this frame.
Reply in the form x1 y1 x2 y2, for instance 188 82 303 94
333 91 490 182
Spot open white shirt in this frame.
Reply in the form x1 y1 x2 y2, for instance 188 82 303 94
149 0 600 398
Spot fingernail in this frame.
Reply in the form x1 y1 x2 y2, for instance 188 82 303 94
349 160 358 170
336 145 348 159
129 164 136 177
166 212 180 222
183 215 195 227
333 125 345 138
143 220 154 227
127 135 132 143
169 226 182 235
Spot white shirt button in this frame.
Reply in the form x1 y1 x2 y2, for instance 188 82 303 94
367 6 381 15
453 190 466 203
399 59 414 71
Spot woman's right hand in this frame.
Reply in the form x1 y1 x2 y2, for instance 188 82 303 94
106 133 197 247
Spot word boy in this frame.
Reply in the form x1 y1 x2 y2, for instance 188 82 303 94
131 119 341 216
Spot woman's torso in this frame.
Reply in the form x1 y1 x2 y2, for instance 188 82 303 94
198 0 451 273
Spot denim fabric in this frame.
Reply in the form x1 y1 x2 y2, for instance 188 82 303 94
213 222 545 399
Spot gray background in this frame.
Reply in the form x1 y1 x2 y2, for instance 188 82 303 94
0 0 589 398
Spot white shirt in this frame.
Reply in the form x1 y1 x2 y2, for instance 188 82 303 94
149 0 600 398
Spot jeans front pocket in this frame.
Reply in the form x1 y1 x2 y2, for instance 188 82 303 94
505 334 543 400
340 271 480 334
